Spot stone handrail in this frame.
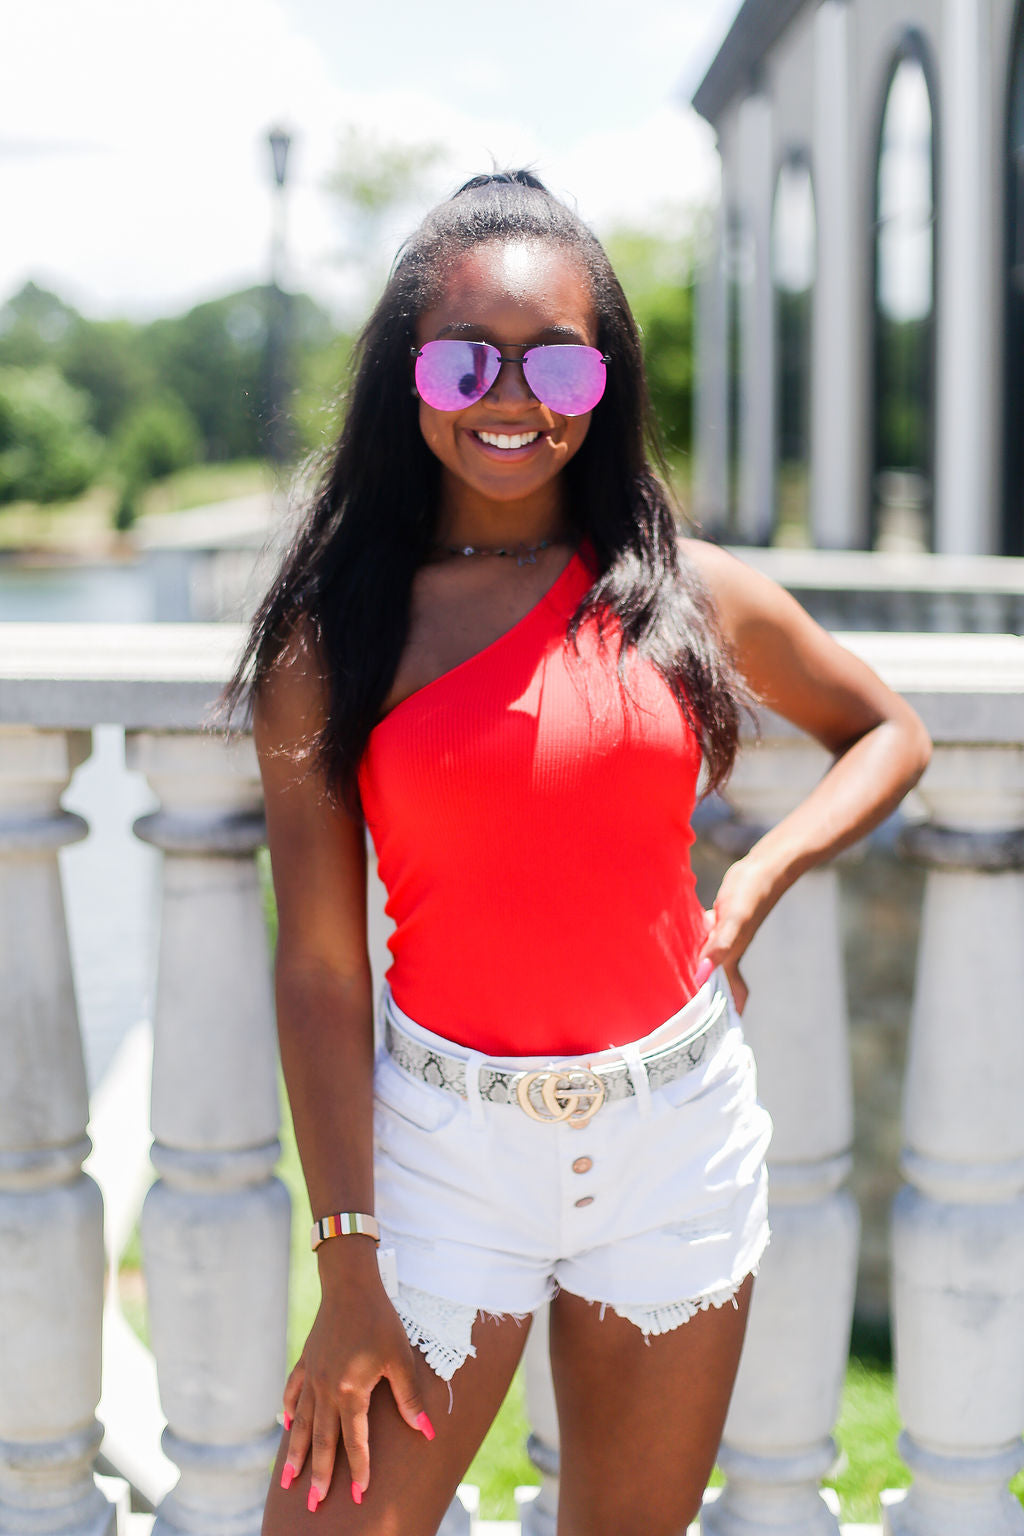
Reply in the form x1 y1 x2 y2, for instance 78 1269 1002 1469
1 622 1023 1536
726 547 1024 635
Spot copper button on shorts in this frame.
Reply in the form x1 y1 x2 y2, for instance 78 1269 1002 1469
572 1156 593 1174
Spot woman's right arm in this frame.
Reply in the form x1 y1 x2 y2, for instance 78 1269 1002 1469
254 631 431 1510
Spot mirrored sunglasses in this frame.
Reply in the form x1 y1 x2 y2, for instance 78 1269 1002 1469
412 340 609 417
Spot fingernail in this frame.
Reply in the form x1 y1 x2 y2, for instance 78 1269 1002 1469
280 1464 296 1490
417 1411 435 1441
694 957 714 988
307 1487 321 1513
351 1481 363 1505
283 1411 292 1431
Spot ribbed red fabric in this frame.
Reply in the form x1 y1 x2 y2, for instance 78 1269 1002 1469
358 551 706 1057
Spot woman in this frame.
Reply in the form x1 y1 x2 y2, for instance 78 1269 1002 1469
235 171 930 1536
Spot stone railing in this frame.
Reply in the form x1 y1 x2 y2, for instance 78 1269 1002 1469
1 623 1023 1536
725 546 1024 635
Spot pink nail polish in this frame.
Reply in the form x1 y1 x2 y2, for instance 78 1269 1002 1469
307 1488 320 1513
283 1411 292 1431
351 1481 363 1505
280 1464 296 1490
417 1411 435 1441
694 957 714 988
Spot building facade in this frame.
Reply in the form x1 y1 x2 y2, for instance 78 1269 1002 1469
692 0 1024 556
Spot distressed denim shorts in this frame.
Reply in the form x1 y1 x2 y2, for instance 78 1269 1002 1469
372 973 772 1380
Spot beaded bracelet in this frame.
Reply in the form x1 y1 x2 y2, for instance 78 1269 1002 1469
310 1212 381 1252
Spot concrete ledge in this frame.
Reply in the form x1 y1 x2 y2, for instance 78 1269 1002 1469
2 624 1024 743
0 623 243 729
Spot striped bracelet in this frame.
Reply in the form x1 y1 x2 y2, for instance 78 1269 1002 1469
310 1212 381 1252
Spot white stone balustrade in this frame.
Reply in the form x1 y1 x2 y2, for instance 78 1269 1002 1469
1 623 1024 1535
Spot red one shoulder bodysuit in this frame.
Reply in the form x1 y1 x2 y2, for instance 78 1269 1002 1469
358 549 706 1058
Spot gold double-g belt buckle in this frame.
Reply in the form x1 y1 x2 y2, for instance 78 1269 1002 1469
515 1063 606 1127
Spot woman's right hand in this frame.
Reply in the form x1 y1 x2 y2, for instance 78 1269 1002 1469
279 1241 434 1510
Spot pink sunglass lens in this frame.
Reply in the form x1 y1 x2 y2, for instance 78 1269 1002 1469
523 346 607 415
415 341 499 410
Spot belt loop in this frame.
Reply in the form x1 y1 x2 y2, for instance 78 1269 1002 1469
464 1052 487 1126
621 1042 652 1117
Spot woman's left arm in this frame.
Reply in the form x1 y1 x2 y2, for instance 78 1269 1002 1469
686 540 932 1009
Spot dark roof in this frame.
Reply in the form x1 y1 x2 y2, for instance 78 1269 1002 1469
691 0 810 123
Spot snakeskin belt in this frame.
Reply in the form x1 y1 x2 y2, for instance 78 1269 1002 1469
382 988 731 1128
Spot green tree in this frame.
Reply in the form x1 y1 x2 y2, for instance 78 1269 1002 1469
62 317 156 438
0 366 101 504
0 282 79 369
115 394 201 485
143 291 267 461
141 286 339 462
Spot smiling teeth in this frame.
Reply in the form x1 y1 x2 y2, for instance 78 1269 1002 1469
476 431 540 450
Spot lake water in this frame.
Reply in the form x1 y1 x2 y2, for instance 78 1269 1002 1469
0 561 158 623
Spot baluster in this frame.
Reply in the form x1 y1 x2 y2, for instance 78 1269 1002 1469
702 731 858 1536
886 744 1024 1536
0 727 114 1536
128 731 289 1536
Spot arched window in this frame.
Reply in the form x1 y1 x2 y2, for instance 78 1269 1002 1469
1005 6 1024 554
772 153 816 545
872 38 937 550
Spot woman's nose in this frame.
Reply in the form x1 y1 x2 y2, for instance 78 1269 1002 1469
485 356 537 409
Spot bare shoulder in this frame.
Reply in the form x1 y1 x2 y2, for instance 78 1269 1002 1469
679 536 800 650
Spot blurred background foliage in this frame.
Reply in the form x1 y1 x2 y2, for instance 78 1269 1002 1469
0 279 347 521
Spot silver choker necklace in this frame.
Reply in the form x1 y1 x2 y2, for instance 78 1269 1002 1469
436 536 565 566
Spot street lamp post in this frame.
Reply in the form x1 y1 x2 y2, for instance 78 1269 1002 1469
266 126 292 466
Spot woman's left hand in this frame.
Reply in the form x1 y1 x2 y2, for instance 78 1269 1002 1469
695 855 775 1015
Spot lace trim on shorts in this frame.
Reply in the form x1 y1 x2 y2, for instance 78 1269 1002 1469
394 1284 480 1382
609 1269 757 1338
394 1284 534 1384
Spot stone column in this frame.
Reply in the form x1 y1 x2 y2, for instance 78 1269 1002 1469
0 728 114 1536
735 91 776 546
811 0 864 550
934 0 998 556
702 731 858 1536
694 186 730 533
128 731 290 1536
886 744 1024 1536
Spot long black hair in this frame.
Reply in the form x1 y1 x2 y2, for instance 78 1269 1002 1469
226 170 743 805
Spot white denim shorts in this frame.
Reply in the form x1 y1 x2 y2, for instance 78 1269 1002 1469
372 974 772 1381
